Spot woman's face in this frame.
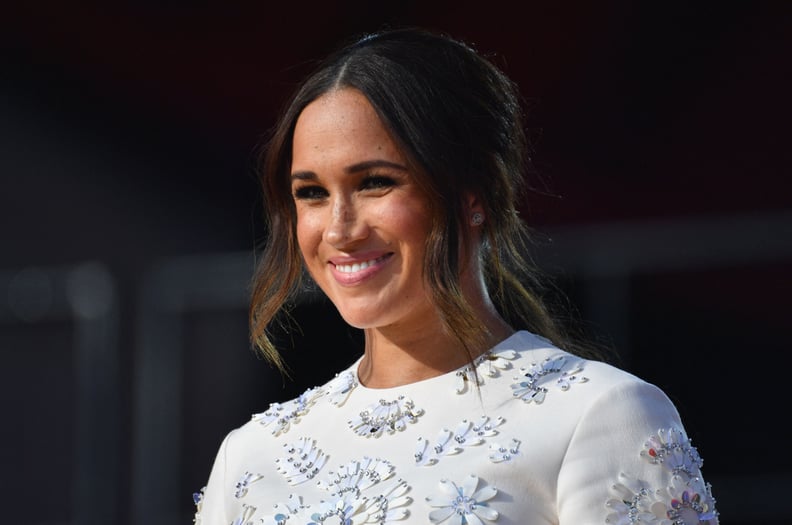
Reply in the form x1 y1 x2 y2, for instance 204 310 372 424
290 88 435 331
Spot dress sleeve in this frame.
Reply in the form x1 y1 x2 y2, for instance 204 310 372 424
557 379 719 524
194 430 234 525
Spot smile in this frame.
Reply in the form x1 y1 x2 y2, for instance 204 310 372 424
334 254 390 273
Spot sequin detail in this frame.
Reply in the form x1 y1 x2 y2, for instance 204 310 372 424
349 396 424 437
262 494 305 525
276 437 328 485
454 350 518 394
640 428 703 478
488 439 521 463
234 471 263 498
478 350 518 378
510 355 587 403
192 486 205 524
261 458 412 524
426 475 499 524
325 369 358 406
605 428 719 524
231 503 257 525
415 416 503 466
253 387 323 436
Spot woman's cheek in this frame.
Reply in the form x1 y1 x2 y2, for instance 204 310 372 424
295 211 321 253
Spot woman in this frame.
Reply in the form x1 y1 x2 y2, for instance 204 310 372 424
195 27 719 524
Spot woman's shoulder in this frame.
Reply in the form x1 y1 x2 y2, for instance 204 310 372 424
501 331 687 455
504 330 644 382
226 360 361 440
502 330 672 406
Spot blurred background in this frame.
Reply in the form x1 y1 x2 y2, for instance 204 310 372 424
1 2 790 524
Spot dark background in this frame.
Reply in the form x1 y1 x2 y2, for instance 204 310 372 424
1 2 790 524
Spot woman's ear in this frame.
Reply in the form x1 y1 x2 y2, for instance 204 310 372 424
465 193 485 227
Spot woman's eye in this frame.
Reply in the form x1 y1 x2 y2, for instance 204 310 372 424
361 175 396 190
293 185 328 200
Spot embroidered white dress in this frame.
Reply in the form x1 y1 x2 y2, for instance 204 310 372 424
194 331 719 525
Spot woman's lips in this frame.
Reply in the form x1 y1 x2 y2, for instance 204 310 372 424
329 253 393 285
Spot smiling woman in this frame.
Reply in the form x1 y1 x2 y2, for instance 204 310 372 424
290 88 493 384
194 27 720 524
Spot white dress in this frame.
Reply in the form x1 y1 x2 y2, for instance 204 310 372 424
194 331 719 525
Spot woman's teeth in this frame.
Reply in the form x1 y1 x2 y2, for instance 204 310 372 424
335 256 386 273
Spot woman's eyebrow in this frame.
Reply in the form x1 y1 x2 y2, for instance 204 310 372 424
291 159 408 181
345 159 408 174
290 171 317 181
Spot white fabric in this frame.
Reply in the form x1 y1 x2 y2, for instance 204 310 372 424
196 331 718 525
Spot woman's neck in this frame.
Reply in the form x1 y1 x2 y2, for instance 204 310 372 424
356 314 514 389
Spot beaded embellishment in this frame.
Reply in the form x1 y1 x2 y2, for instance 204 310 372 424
510 355 587 403
349 396 425 437
325 369 358 406
260 458 412 524
252 387 323 436
488 439 521 463
454 350 518 394
192 486 205 524
234 471 263 498
426 475 499 524
605 428 719 524
275 437 328 486
415 416 504 466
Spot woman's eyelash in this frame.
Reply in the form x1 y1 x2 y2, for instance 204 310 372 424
293 185 327 200
361 175 396 189
293 175 396 199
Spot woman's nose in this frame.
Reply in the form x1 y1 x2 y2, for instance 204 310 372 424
324 197 367 246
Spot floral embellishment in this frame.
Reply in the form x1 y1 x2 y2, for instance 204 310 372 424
316 457 396 495
454 367 483 394
606 472 660 523
459 416 503 440
510 355 587 403
231 503 257 525
262 458 412 523
253 387 323 436
477 350 517 378
454 366 486 394
415 429 462 466
276 437 329 485
309 493 369 523
488 439 521 463
313 481 411 524
660 475 718 524
325 369 358 407
415 416 503 466
234 471 263 498
640 428 703 478
317 457 412 522
426 475 499 524
454 350 518 394
259 494 307 525
349 396 424 437
605 428 719 524
192 486 205 524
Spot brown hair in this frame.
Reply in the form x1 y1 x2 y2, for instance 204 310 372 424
250 27 602 373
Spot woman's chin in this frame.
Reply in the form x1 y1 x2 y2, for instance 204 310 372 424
334 306 393 331
338 313 379 330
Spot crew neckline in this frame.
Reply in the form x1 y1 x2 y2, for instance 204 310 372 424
349 330 532 393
